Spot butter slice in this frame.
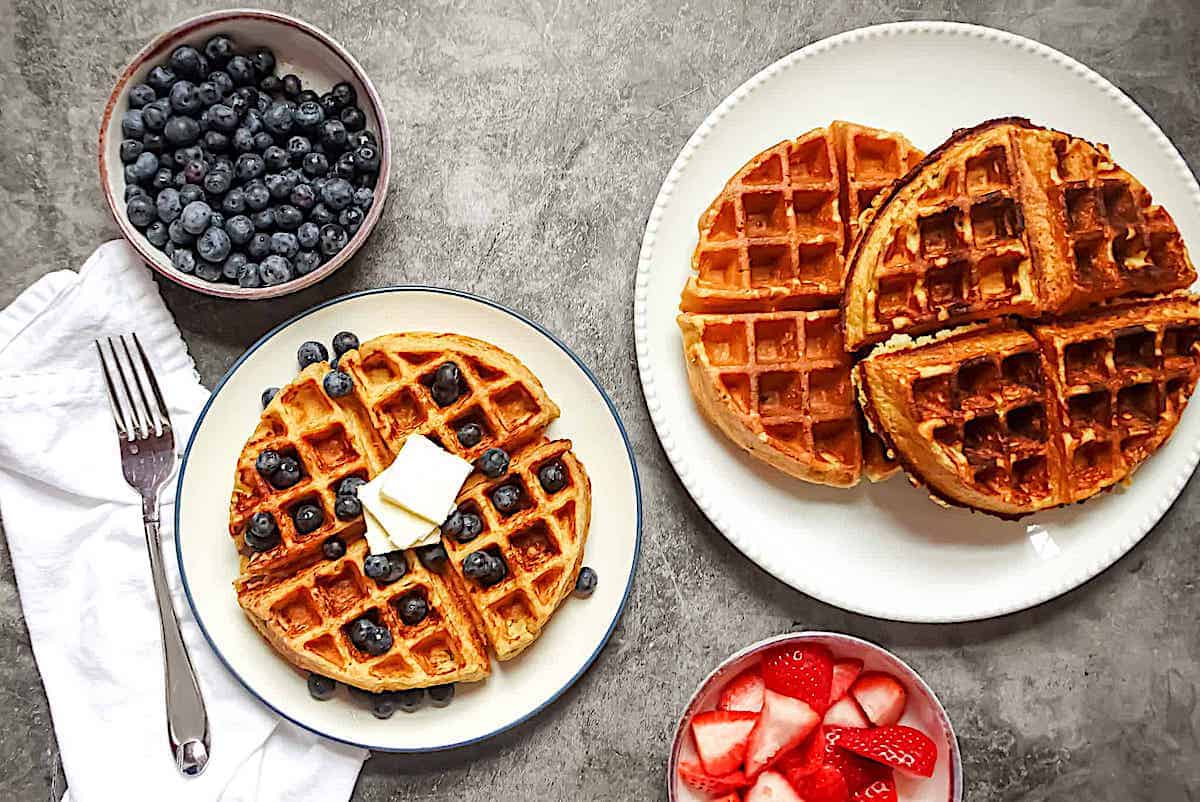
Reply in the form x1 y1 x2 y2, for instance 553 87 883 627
380 435 474 524
362 508 398 555
359 462 440 553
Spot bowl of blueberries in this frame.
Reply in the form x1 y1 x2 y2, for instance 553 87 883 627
99 9 390 298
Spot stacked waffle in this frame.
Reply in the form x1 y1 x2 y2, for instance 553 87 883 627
680 117 1200 517
230 333 591 691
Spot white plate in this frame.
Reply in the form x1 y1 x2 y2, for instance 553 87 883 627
634 22 1200 623
176 288 641 751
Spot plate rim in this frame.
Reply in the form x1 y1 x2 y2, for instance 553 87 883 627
175 285 643 752
632 20 1200 623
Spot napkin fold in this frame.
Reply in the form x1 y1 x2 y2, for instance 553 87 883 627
0 241 367 802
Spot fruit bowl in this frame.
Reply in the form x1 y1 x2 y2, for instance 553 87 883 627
668 632 962 802
98 9 391 299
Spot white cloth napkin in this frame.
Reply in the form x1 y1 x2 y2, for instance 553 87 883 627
0 241 367 802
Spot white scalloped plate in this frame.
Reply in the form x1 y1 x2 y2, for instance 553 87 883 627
635 22 1200 623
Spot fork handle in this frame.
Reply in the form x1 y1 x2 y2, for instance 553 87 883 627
142 502 210 776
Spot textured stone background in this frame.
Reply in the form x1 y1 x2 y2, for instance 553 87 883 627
2 0 1200 800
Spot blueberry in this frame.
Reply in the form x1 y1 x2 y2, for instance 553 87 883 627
456 422 483 448
322 536 346 560
171 248 197 274
287 187 315 216
252 131 274 152
319 119 348 151
294 250 321 276
131 150 160 182
197 226 231 263
194 260 222 282
256 449 282 477
331 81 357 108
125 184 149 202
395 688 424 713
296 222 321 250
142 132 166 155
369 694 396 719
415 543 449 573
353 144 380 174
457 512 483 543
323 370 353 397
168 80 201 114
477 448 509 478
203 34 235 65
574 566 598 598
462 551 506 587
427 683 455 708
252 207 275 230
182 159 206 184
349 130 377 149
286 135 311 164
440 507 464 538
180 200 212 234
261 386 279 407
397 593 428 626
318 224 348 257
263 102 294 136
309 203 335 226
280 73 302 99
127 195 156 227
307 673 337 701
226 215 254 245
237 261 262 288
231 126 255 153
256 91 271 113
361 626 393 657
298 341 329 368
292 100 324 130
250 47 275 76
178 183 204 205
274 206 303 231
340 106 366 133
333 151 357 179
247 233 271 260
319 92 341 116
430 381 460 408
121 109 145 140
151 167 174 191
258 74 281 94
245 511 280 551
145 220 168 247
297 89 320 106
169 45 205 79
261 255 293 285
346 617 376 650
208 103 239 132
318 177 352 211
334 494 362 521
141 98 170 131
128 83 156 108
196 81 221 107
272 456 302 489
265 170 294 198
163 115 200 146
268 232 298 258
146 65 177 94
168 219 195 246
203 130 229 152
339 207 365 234
302 151 329 177
538 461 567 493
363 552 406 584
352 187 375 210
227 55 255 86
244 181 270 211
293 503 323 535
203 168 232 195
221 187 246 215
492 484 522 515
331 478 364 500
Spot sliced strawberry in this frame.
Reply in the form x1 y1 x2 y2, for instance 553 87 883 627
745 771 804 802
720 668 766 713
678 760 750 795
829 725 937 778
745 689 820 777
692 710 759 776
849 672 907 727
823 696 870 729
762 644 834 713
788 764 849 802
851 775 898 802
823 729 891 792
830 659 863 703
774 724 827 781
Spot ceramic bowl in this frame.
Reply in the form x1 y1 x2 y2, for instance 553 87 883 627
668 632 963 802
98 9 390 299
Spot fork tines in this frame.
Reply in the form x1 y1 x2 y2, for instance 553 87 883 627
96 333 172 441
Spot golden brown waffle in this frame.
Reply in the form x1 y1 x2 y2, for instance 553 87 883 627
442 438 591 660
843 118 1196 350
856 294 1200 517
229 333 588 690
678 309 861 486
237 539 490 692
678 121 919 484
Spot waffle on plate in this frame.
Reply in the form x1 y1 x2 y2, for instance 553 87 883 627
229 333 591 691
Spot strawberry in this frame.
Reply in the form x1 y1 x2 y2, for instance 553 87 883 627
762 644 834 713
678 760 750 795
774 725 826 781
720 668 766 713
849 672 907 727
714 795 744 802
692 710 758 776
823 696 870 729
745 689 821 777
787 765 849 802
828 725 937 778
830 659 863 703
823 729 891 792
745 771 804 802
852 775 898 802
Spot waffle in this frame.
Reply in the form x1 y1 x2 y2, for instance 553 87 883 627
678 121 919 484
441 438 591 660
856 294 1200 518
229 333 589 690
843 118 1196 350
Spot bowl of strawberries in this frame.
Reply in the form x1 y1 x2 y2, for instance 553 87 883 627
669 632 962 802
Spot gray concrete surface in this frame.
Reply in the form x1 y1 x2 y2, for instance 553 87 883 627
2 0 1200 799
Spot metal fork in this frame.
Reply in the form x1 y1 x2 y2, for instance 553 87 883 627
96 334 210 777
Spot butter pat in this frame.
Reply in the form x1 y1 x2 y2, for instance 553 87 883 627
380 435 474 524
362 508 399 555
359 462 440 553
